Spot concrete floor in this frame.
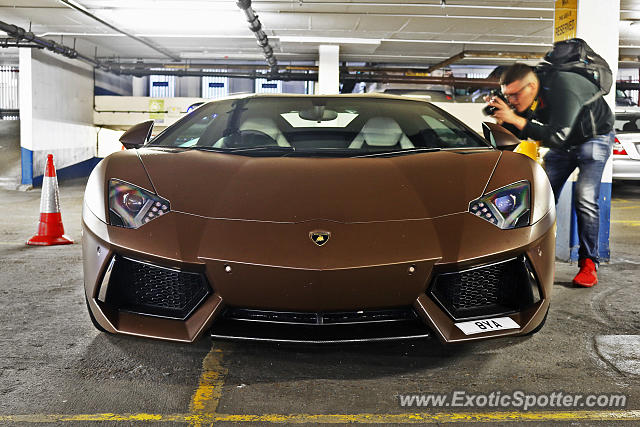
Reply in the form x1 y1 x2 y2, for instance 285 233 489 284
0 179 639 426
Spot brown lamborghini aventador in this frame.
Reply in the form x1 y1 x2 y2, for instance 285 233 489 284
82 94 555 343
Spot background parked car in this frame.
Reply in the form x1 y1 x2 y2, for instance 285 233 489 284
616 89 636 107
613 108 640 181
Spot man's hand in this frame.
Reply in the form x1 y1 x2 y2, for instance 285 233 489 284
487 96 527 130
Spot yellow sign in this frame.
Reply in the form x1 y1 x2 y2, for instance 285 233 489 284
149 99 165 121
554 0 577 42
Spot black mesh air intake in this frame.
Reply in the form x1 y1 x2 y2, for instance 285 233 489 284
429 256 540 320
105 256 210 319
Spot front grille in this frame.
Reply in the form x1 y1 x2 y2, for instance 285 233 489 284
223 307 415 325
105 256 210 319
429 256 540 320
213 307 429 343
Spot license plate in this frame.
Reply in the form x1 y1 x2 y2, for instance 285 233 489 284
455 316 520 335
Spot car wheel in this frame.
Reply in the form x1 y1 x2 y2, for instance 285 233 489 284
524 306 549 336
85 296 109 333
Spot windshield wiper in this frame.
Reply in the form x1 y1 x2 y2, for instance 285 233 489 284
355 147 441 158
178 146 295 153
185 145 296 157
226 145 295 152
180 146 225 152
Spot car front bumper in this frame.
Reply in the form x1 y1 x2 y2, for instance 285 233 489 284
82 204 555 343
613 157 640 180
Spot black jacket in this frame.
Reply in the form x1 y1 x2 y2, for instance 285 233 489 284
503 70 614 151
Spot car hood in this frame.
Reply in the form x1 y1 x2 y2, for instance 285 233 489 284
137 148 500 223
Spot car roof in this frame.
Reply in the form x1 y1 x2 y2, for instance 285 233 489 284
615 106 640 115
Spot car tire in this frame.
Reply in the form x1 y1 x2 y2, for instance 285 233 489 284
85 296 109 333
524 306 549 336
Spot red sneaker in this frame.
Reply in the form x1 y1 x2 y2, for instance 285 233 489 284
573 258 598 287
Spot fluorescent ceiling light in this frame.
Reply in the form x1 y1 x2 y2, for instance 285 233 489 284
279 37 380 45
384 39 552 47
78 0 240 10
87 8 247 33
136 34 258 39
37 32 125 37
260 2 555 12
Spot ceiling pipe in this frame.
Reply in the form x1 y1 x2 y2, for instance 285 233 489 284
101 49 548 75
0 20 108 70
425 52 466 74
236 0 278 74
0 23 498 85
0 38 43 49
425 50 546 73
58 0 180 61
616 81 640 91
106 66 499 88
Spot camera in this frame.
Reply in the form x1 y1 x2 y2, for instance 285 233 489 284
482 89 509 116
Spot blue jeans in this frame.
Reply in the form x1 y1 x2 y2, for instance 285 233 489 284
543 131 614 263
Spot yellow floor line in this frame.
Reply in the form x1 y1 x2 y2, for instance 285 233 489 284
611 220 640 226
613 205 640 210
1 410 640 423
188 346 227 426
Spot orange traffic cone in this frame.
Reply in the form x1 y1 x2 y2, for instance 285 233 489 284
26 154 73 246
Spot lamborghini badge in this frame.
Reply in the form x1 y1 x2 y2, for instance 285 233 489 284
310 231 331 246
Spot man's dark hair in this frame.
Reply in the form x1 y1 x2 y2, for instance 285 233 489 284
500 63 535 85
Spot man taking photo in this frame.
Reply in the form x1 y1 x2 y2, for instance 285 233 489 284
486 62 614 288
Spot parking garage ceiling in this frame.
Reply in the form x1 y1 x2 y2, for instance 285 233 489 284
1 0 640 67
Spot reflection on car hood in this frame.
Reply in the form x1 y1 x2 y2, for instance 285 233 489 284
137 148 500 222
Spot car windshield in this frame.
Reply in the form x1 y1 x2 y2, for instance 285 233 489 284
614 112 640 133
148 96 488 155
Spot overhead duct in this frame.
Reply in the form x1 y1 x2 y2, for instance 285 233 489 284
236 0 278 74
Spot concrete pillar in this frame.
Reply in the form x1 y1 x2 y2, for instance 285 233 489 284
318 45 339 95
577 0 619 110
132 76 147 97
176 76 201 98
18 48 33 185
94 69 133 96
553 0 619 262
18 49 96 186
282 80 307 94
229 78 255 95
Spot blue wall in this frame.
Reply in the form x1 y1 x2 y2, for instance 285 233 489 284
21 148 33 186
28 156 101 187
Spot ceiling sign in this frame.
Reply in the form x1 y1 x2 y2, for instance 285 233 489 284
554 0 577 42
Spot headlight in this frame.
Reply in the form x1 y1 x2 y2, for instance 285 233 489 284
469 181 530 229
108 179 170 229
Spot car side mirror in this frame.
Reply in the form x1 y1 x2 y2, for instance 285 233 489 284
482 122 521 150
120 120 154 149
